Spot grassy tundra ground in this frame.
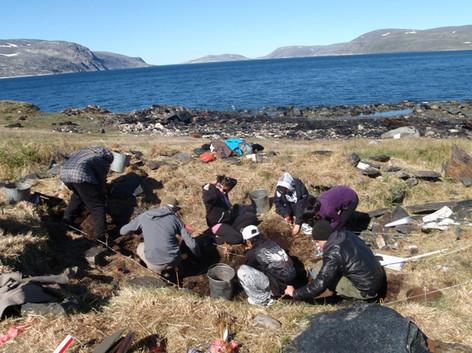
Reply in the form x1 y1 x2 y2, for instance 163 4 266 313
0 105 472 352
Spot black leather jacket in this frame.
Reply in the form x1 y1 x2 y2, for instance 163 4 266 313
293 230 384 300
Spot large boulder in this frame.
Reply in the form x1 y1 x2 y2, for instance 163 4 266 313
284 304 430 353
381 126 420 139
444 145 472 186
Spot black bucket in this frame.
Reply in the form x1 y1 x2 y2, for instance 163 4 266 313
207 263 235 300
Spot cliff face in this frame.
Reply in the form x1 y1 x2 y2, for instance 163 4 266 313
0 39 152 78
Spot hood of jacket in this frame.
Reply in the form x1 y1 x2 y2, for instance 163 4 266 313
144 206 175 220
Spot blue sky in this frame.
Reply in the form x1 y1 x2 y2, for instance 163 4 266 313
1 0 471 65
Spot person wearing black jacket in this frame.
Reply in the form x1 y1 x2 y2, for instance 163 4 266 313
285 219 386 302
237 225 300 305
202 175 258 244
274 172 309 236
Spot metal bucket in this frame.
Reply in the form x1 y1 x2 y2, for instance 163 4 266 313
110 151 131 173
207 263 235 300
248 189 269 215
4 182 31 204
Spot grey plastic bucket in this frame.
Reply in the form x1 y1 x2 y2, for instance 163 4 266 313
248 189 270 215
5 182 31 204
207 263 235 300
110 151 131 173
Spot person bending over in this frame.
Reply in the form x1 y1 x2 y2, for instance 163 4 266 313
237 225 301 306
120 195 201 276
202 175 258 244
273 172 309 236
302 185 358 231
60 146 114 241
285 219 386 303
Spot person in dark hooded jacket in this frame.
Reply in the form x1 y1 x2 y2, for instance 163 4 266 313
237 225 300 305
60 146 114 240
273 172 309 236
202 175 258 244
285 219 386 302
119 195 200 274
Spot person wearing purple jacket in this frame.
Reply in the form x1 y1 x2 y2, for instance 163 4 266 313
302 186 359 231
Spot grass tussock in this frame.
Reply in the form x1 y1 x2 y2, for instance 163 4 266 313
1 131 472 352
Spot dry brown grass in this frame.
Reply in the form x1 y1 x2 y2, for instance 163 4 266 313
1 131 472 352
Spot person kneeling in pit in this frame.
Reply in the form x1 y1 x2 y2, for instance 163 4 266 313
237 225 301 306
285 219 386 303
119 195 201 278
273 172 310 236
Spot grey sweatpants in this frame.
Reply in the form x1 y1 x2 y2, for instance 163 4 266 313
237 265 272 305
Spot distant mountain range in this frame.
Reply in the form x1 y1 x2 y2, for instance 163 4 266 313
0 39 152 78
185 25 472 63
1 25 471 78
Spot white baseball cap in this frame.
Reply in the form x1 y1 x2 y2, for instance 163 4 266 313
242 225 260 240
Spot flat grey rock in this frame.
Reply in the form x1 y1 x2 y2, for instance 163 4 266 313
381 126 420 139
253 313 281 330
126 276 167 289
85 246 107 266
406 202 458 214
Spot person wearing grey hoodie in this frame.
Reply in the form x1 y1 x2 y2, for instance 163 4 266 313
60 146 114 240
119 195 201 275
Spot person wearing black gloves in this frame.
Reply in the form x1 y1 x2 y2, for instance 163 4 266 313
285 219 386 303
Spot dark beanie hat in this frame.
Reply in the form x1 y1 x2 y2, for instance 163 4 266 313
312 219 333 241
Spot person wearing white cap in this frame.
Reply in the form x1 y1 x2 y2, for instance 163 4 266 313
119 195 200 277
237 225 303 305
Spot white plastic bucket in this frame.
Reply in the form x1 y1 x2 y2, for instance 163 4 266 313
5 182 31 204
110 151 131 173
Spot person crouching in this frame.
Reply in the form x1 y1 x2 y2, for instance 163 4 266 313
119 195 201 277
285 219 386 303
237 225 300 306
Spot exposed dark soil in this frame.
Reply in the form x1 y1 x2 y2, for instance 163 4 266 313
43 211 411 308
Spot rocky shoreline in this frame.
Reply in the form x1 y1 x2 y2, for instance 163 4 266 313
61 100 472 140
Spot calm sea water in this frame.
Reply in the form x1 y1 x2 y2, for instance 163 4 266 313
1 51 471 113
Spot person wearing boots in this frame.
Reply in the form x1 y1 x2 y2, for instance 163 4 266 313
202 175 258 244
237 225 303 306
273 172 310 236
119 195 201 276
60 146 114 241
284 219 386 303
